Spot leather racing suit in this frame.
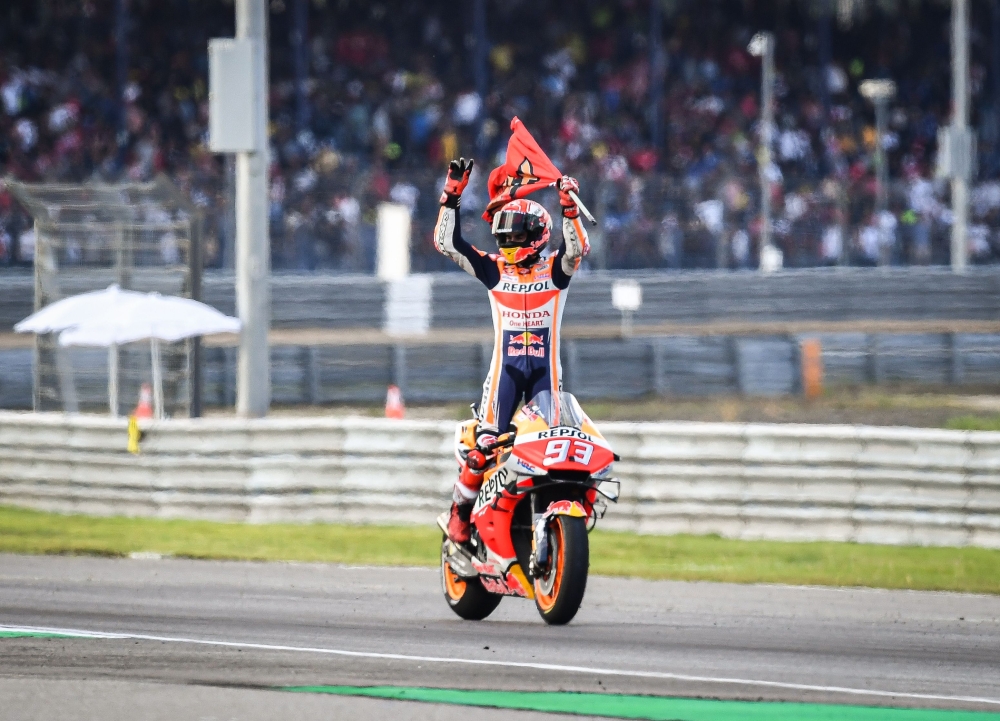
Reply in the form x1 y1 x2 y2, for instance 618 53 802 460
433 190 589 506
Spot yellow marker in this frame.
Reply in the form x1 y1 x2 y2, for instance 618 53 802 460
127 415 141 454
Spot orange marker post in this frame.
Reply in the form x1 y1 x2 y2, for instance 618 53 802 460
133 383 154 419
800 339 823 400
385 384 405 419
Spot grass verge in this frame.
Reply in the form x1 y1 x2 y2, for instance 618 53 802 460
945 414 1000 431
2 505 998 594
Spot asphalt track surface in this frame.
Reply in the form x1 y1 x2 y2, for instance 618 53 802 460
1 554 999 720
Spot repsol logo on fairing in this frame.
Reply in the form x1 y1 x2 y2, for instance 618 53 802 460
501 309 551 319
537 428 593 441
499 281 553 293
476 467 509 508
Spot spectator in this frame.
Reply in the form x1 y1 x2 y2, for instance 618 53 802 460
0 0 996 270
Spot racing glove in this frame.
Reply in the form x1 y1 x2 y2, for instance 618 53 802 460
558 175 580 219
440 157 474 208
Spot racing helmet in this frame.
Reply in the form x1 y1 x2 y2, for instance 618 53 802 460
492 198 552 265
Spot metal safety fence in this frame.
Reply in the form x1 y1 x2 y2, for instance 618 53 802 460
3 331 1000 412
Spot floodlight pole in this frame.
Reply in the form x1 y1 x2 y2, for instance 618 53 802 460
860 79 896 266
471 0 489 149
235 0 271 417
951 0 969 272
875 98 889 211
649 0 664 154
874 96 891 265
291 0 309 132
749 32 776 265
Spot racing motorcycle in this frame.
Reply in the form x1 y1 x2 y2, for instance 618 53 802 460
437 391 620 625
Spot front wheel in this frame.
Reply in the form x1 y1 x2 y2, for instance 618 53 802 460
534 515 589 625
441 537 502 621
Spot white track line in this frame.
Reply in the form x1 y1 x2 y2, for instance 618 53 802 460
2 624 998 708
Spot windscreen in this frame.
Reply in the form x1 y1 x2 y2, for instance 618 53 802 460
527 391 589 429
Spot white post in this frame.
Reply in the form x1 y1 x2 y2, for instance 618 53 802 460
150 338 163 420
108 343 119 417
235 0 271 417
612 280 642 339
951 0 969 272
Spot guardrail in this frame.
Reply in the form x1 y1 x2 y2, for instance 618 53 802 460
1 411 998 548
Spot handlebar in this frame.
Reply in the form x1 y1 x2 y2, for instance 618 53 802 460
479 431 516 453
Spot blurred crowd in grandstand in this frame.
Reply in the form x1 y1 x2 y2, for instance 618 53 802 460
2 0 1000 272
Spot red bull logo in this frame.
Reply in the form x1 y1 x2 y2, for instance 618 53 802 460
508 331 545 358
509 331 544 346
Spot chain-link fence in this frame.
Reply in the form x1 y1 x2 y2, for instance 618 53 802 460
6 177 200 416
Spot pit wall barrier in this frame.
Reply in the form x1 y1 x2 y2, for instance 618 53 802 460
1 410 999 549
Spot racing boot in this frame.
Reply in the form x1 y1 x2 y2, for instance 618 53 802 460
443 442 486 544
446 502 473 544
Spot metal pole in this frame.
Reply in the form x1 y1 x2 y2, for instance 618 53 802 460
759 34 775 257
291 0 309 132
952 0 969 272
649 0 664 154
223 155 236 270
993 0 1000 176
819 0 832 129
151 338 163 420
190 207 204 418
874 97 889 266
472 0 488 148
115 0 129 139
108 343 119 417
235 0 271 417
861 79 896 266
837 180 850 266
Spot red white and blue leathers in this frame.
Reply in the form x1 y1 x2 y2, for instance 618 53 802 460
433 200 589 454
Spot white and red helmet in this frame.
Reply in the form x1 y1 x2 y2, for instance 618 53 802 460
491 198 552 265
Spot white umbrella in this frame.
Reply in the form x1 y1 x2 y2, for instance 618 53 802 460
57 293 240 420
14 284 145 334
15 285 149 416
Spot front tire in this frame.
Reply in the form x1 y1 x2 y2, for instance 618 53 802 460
441 537 502 621
534 515 589 625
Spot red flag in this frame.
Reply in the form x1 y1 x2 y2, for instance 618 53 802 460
482 117 562 222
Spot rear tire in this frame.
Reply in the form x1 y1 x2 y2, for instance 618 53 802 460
441 537 502 621
533 515 589 625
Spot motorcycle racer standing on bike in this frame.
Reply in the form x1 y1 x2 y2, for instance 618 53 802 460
433 157 590 543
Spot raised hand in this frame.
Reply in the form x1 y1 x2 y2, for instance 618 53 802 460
557 176 580 218
440 157 475 204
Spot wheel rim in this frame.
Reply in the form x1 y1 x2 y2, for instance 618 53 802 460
442 545 467 601
534 519 564 612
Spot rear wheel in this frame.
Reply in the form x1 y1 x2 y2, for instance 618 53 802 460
441 537 502 621
534 515 589 625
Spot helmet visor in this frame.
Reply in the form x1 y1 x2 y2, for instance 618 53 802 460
492 208 543 245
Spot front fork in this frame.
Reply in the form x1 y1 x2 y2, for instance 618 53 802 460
530 513 550 576
529 493 547 577
529 495 591 577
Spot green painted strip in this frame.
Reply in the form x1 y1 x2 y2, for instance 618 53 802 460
0 630 75 639
281 686 1000 721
